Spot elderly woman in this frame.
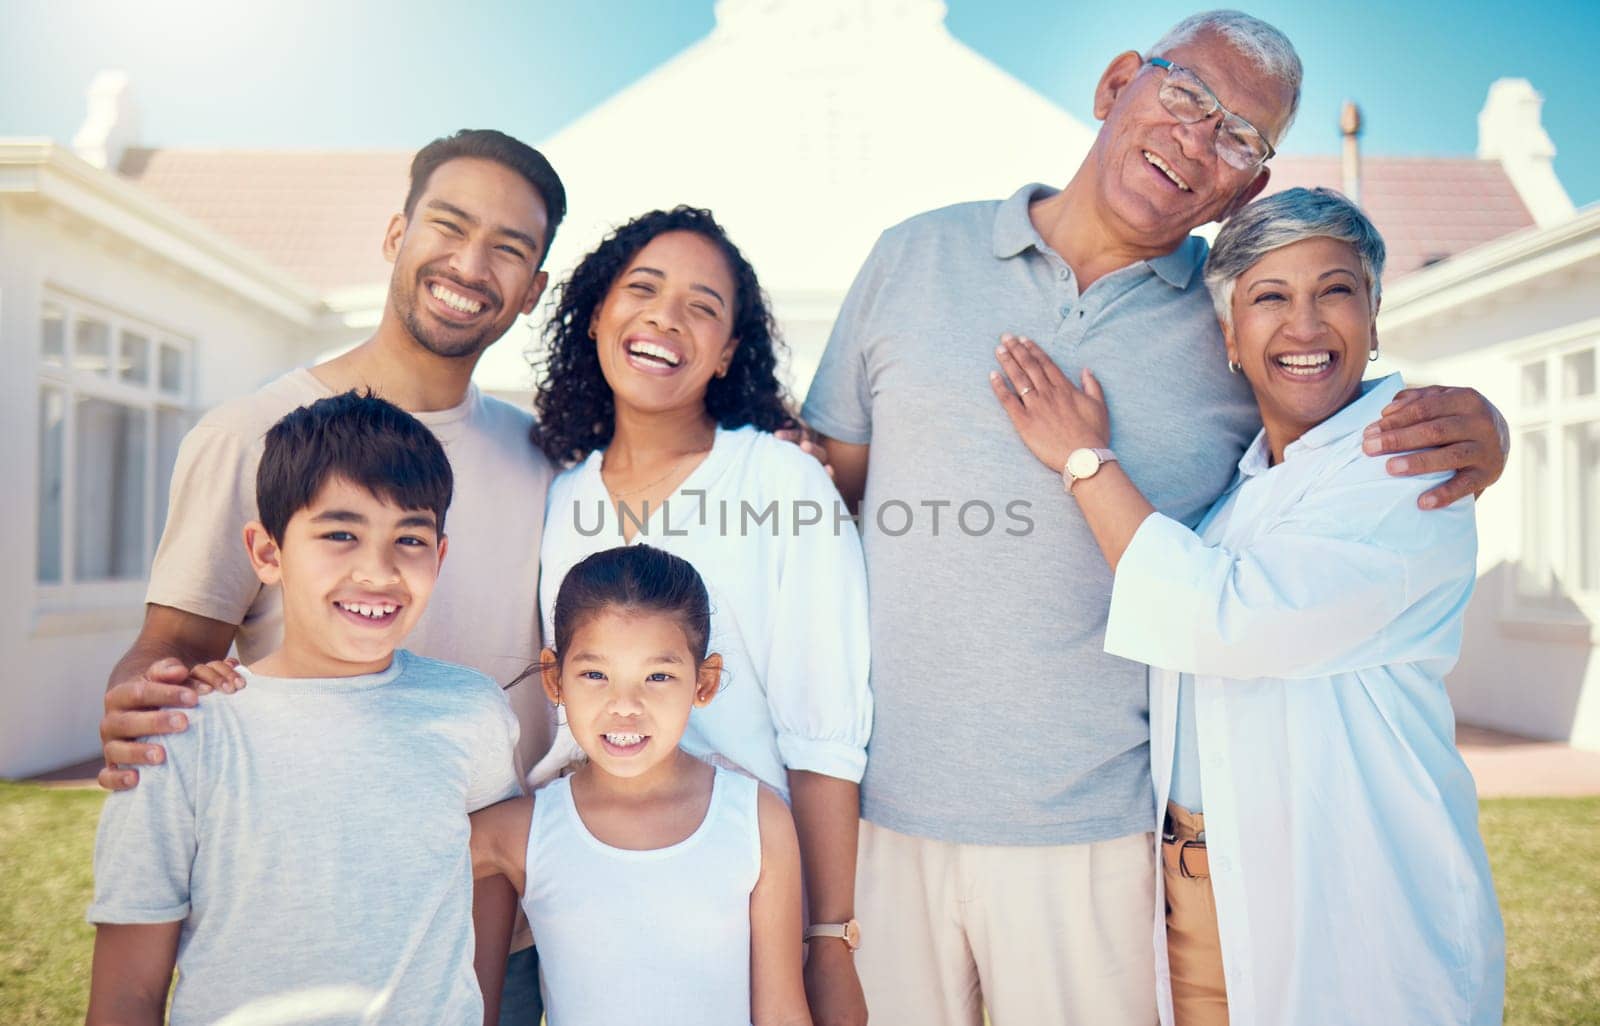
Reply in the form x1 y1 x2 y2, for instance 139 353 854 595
990 187 1503 1026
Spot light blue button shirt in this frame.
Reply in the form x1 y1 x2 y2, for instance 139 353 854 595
1105 376 1505 1026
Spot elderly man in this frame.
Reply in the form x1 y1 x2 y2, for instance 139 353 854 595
802 11 1507 1025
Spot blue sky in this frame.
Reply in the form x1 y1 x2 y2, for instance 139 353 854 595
3 0 1596 206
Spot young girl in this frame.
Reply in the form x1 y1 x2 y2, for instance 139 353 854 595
471 545 812 1026
530 206 871 1019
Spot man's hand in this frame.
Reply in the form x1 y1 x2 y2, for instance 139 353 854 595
100 605 239 790
1362 385 1509 509
804 939 868 1026
776 424 835 478
98 659 206 791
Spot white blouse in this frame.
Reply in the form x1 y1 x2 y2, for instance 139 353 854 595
1105 376 1504 1026
532 426 872 797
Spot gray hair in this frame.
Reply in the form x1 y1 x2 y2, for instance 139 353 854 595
1204 187 1387 331
1150 10 1303 140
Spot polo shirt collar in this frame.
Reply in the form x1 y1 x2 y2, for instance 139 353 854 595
991 183 1056 259
1148 236 1205 289
990 182 1205 290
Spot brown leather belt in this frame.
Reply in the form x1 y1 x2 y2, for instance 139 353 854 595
1162 805 1210 879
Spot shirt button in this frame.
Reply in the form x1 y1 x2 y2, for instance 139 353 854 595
1060 305 1071 316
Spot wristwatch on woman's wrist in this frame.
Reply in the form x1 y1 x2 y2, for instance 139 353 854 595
1064 447 1117 492
804 918 862 952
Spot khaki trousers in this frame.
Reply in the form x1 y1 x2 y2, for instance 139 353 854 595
855 818 1158 1026
1162 802 1229 1026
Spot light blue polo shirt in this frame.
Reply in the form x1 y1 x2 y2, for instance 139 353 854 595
802 183 1261 845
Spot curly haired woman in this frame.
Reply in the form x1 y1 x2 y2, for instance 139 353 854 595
530 207 873 1024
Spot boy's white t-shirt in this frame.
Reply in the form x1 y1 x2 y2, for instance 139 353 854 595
88 650 521 1025
145 367 555 769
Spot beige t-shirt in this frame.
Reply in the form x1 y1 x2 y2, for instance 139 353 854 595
146 367 555 771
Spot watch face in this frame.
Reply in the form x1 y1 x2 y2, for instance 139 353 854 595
1067 448 1100 480
843 920 862 950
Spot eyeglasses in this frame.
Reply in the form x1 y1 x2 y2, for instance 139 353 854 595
1146 57 1276 172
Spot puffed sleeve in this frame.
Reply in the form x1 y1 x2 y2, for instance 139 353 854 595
762 451 874 782
1104 458 1477 681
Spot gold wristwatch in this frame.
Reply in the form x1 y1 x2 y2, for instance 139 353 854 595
804 918 862 952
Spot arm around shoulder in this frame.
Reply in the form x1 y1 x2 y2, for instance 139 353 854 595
87 921 180 1025
1104 459 1476 680
817 437 869 513
750 787 811 1026
99 605 239 791
469 796 534 892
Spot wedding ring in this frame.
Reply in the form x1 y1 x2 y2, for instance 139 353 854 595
1019 386 1034 397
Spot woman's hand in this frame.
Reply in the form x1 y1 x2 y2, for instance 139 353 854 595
989 334 1110 474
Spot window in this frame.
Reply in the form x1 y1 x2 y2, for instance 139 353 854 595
1518 338 1600 608
35 294 194 588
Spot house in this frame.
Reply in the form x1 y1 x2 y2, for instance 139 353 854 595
1 0 1589 777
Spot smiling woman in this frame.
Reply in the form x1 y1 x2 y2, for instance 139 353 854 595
528 206 874 1023
988 187 1505 1026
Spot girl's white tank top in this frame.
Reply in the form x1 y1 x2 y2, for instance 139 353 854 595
522 765 762 1026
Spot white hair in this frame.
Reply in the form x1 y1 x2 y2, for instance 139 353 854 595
1204 187 1387 332
1150 10 1303 141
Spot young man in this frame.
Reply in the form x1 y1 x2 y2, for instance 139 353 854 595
87 393 521 1025
803 11 1510 1026
96 129 564 1019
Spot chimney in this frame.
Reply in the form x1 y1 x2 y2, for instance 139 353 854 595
71 70 140 171
1339 101 1362 206
1478 78 1574 227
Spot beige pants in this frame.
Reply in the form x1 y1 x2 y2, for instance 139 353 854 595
1162 802 1229 1026
855 819 1158 1026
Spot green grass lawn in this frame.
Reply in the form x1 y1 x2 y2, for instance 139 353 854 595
3 783 1597 1025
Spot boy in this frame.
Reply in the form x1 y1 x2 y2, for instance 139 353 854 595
86 392 521 1024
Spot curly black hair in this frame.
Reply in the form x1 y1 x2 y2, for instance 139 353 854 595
531 206 794 466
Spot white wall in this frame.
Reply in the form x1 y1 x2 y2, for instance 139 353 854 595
0 200 317 778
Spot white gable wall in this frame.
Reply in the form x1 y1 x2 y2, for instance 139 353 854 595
0 186 320 778
476 1 1098 397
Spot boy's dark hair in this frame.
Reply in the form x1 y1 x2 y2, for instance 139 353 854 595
551 546 712 662
404 129 567 262
256 391 453 542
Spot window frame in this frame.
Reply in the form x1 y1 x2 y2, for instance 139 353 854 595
35 290 196 611
1512 327 1600 625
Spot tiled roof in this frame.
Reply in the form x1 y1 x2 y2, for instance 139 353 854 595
115 147 1535 294
1263 156 1535 278
117 147 412 294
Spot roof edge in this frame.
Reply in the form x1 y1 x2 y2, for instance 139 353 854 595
1380 203 1600 333
0 140 324 327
